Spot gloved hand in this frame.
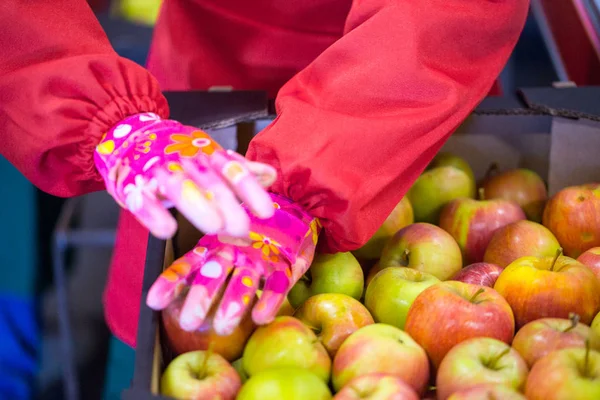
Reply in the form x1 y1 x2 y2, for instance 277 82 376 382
94 112 276 239
146 193 321 335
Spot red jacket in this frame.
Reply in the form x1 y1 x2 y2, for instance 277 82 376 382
0 0 529 347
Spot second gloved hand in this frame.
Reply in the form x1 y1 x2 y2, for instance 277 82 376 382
145 193 321 335
94 112 276 239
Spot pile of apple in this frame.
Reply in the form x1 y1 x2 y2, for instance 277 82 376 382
158 153 600 400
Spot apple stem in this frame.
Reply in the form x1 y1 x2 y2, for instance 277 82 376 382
487 347 511 369
198 342 215 380
478 187 486 201
469 288 485 303
550 248 563 272
564 313 580 333
401 248 410 266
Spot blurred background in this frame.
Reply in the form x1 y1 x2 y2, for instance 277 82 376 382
1 0 599 399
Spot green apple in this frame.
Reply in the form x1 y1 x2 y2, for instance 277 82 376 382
231 357 249 384
242 316 331 382
160 350 241 400
288 252 364 308
236 367 332 400
364 267 440 329
428 152 476 182
592 312 600 351
379 222 463 280
407 163 476 224
353 196 414 260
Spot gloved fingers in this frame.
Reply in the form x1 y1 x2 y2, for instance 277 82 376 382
181 158 250 237
153 168 225 235
212 265 262 336
178 256 233 331
225 151 277 188
124 181 178 239
251 268 291 325
146 244 208 310
209 151 274 219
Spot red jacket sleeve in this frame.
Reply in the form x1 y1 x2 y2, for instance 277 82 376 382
0 1 169 197
246 0 530 253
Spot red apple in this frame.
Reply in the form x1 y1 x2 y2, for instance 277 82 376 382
542 183 600 258
483 220 561 268
404 281 515 369
511 315 592 367
242 316 332 383
333 373 419 400
577 246 600 283
439 189 526 264
160 350 241 400
436 337 529 400
379 222 463 281
451 262 504 287
292 293 374 357
353 197 414 260
447 384 526 400
524 345 600 400
480 167 548 223
494 249 600 328
332 323 430 395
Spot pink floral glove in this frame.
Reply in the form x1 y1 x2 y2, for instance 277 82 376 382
94 112 277 239
146 193 321 335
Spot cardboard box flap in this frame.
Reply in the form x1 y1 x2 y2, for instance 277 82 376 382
519 87 600 121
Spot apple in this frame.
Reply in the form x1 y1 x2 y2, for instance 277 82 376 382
591 312 600 351
161 289 256 362
480 167 548 223
493 248 600 328
577 246 600 283
512 315 591 367
404 281 515 369
353 197 414 260
524 344 600 400
436 337 529 400
364 267 440 329
365 262 387 287
542 183 600 258
447 384 526 400
439 189 526 264
450 262 504 287
236 367 332 400
333 373 419 400
160 350 241 400
231 358 249 384
292 293 374 357
288 252 364 308
332 323 430 395
427 152 476 182
407 165 476 224
379 223 462 281
242 316 331 382
483 220 561 268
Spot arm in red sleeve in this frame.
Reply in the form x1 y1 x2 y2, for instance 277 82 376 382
246 0 530 253
0 1 169 197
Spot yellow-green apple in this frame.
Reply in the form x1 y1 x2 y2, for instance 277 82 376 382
542 183 600 258
439 190 526 264
364 267 440 329
512 315 592 367
407 165 476 224
242 316 331 382
292 293 374 357
436 337 529 400
353 197 414 260
160 350 241 400
483 220 561 268
288 252 364 308
591 312 600 351
379 223 462 281
524 345 600 400
427 152 476 182
493 249 600 328
447 384 526 400
231 358 249 384
236 367 332 400
450 262 504 287
332 323 429 395
161 289 256 362
480 167 548 222
577 246 600 283
404 281 515 369
333 373 419 400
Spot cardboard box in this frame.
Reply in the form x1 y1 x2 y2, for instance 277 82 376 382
122 87 600 399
